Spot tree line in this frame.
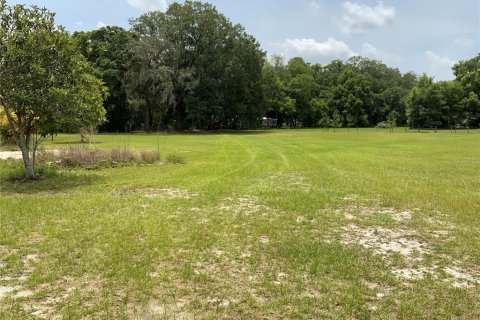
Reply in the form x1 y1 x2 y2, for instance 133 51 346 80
71 1 479 132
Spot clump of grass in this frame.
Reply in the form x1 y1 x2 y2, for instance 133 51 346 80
166 153 186 164
109 147 137 163
37 146 161 169
140 150 161 164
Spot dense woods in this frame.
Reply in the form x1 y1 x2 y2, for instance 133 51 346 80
71 1 479 132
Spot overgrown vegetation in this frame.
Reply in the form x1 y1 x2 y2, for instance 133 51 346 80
36 147 161 169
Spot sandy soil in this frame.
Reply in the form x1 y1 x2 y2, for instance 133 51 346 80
0 151 23 160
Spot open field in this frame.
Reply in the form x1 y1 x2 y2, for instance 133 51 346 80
1 129 480 319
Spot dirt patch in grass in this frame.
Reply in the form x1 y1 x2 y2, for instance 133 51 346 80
339 208 480 288
443 267 480 288
219 196 271 215
0 250 81 318
135 299 194 320
218 196 275 216
342 224 432 259
119 187 199 200
335 196 480 288
334 204 416 223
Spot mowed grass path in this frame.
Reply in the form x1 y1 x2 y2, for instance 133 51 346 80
1 129 479 319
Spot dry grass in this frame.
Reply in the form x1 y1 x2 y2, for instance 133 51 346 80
37 147 161 168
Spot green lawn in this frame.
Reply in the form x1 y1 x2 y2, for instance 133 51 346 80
1 129 479 319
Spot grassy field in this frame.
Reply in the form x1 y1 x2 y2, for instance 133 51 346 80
1 129 479 319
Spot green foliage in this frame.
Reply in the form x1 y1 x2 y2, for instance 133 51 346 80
0 1 106 177
74 27 136 132
126 1 265 131
453 54 480 128
261 56 418 129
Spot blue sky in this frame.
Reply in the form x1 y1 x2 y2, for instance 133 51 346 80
8 0 480 80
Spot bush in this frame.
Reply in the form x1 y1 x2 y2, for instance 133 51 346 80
109 147 137 163
166 153 186 164
140 150 161 164
376 121 394 129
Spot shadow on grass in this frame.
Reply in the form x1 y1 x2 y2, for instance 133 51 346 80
0 162 103 194
94 130 275 136
52 141 102 145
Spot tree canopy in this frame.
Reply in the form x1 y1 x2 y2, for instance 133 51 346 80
126 1 265 131
0 0 106 178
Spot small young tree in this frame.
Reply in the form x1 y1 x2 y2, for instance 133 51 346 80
0 1 106 178
387 111 398 133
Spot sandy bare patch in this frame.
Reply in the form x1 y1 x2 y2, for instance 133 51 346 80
0 252 40 302
206 297 232 308
392 267 437 280
334 205 415 223
342 194 359 201
260 236 270 244
342 224 431 259
219 196 269 215
0 285 21 299
341 224 479 287
134 299 194 320
444 267 480 288
0 150 61 160
120 187 198 199
0 151 23 160
363 280 391 299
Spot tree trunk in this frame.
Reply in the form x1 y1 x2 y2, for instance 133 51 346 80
144 104 151 133
18 134 35 179
3 107 35 178
175 101 187 131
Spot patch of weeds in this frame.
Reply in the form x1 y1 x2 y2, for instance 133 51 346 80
37 147 161 169
140 150 161 163
166 153 186 164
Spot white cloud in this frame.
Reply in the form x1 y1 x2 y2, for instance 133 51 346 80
76 21 83 26
127 0 167 12
309 0 322 10
282 37 356 58
336 1 395 35
362 42 399 62
97 21 107 28
454 36 475 49
425 50 456 71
